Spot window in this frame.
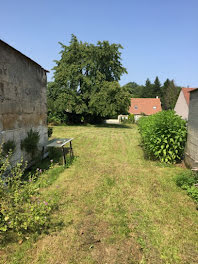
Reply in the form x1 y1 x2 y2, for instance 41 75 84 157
134 105 138 109
153 106 157 109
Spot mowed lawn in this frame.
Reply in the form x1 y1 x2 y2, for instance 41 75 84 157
1 124 198 264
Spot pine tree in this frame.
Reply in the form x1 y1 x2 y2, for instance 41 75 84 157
152 76 161 98
143 78 153 98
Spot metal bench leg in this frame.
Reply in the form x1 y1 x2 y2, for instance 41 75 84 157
70 141 74 158
62 147 66 166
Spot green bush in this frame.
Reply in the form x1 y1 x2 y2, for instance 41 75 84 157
128 114 135 124
48 127 53 138
175 171 198 204
138 110 187 163
121 114 135 124
186 186 198 204
48 115 62 125
175 171 196 188
21 129 40 158
2 140 16 156
0 149 53 237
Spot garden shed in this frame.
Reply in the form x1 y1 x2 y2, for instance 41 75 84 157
185 88 198 168
0 39 48 164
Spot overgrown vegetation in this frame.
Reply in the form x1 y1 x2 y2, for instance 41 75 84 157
48 127 53 138
128 113 135 123
121 113 135 124
21 129 40 158
175 171 198 205
2 140 16 156
138 110 187 163
0 150 53 239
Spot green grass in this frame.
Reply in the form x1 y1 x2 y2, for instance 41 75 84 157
1 124 198 264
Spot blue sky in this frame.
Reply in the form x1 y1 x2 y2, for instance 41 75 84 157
1 0 197 87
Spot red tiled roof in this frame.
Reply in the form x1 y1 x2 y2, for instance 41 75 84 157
129 98 162 115
182 88 197 106
190 88 198 93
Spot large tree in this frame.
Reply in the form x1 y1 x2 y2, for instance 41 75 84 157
48 35 130 123
122 82 144 98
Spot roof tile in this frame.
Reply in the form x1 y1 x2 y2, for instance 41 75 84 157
182 88 197 106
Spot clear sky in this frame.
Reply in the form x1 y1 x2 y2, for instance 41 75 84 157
1 0 197 87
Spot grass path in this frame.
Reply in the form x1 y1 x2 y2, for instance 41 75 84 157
1 124 198 264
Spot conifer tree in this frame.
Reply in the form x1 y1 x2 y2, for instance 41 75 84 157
152 76 161 98
143 78 153 98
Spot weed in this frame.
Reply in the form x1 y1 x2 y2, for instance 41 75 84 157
2 140 16 156
21 129 40 158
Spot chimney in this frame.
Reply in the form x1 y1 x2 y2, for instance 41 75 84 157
156 96 158 98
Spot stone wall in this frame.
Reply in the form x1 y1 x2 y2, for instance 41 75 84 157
0 40 48 164
185 89 198 168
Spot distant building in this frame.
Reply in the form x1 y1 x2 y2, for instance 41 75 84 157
174 88 197 120
128 98 162 121
185 88 198 169
0 39 48 164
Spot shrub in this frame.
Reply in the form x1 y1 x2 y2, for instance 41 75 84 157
186 186 198 204
48 127 53 138
2 140 16 156
128 114 135 124
138 110 187 163
175 171 196 188
0 148 53 237
121 114 135 124
21 129 40 158
175 171 198 204
48 115 62 125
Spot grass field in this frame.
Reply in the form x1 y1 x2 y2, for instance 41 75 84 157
1 124 198 264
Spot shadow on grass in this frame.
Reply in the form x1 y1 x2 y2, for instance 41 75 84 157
51 123 133 129
94 123 133 129
24 148 76 186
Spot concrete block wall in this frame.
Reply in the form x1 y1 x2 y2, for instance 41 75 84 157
0 40 48 165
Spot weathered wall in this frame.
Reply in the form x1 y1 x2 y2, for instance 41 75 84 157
174 90 189 120
0 41 48 164
185 90 198 168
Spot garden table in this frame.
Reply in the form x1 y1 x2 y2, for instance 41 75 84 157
47 138 74 166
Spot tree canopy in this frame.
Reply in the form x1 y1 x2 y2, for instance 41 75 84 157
48 35 130 124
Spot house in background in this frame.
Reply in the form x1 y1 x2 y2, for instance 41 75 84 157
174 88 197 120
128 97 162 121
185 88 198 169
0 39 48 164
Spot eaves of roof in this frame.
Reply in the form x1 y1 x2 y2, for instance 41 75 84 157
0 39 49 73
